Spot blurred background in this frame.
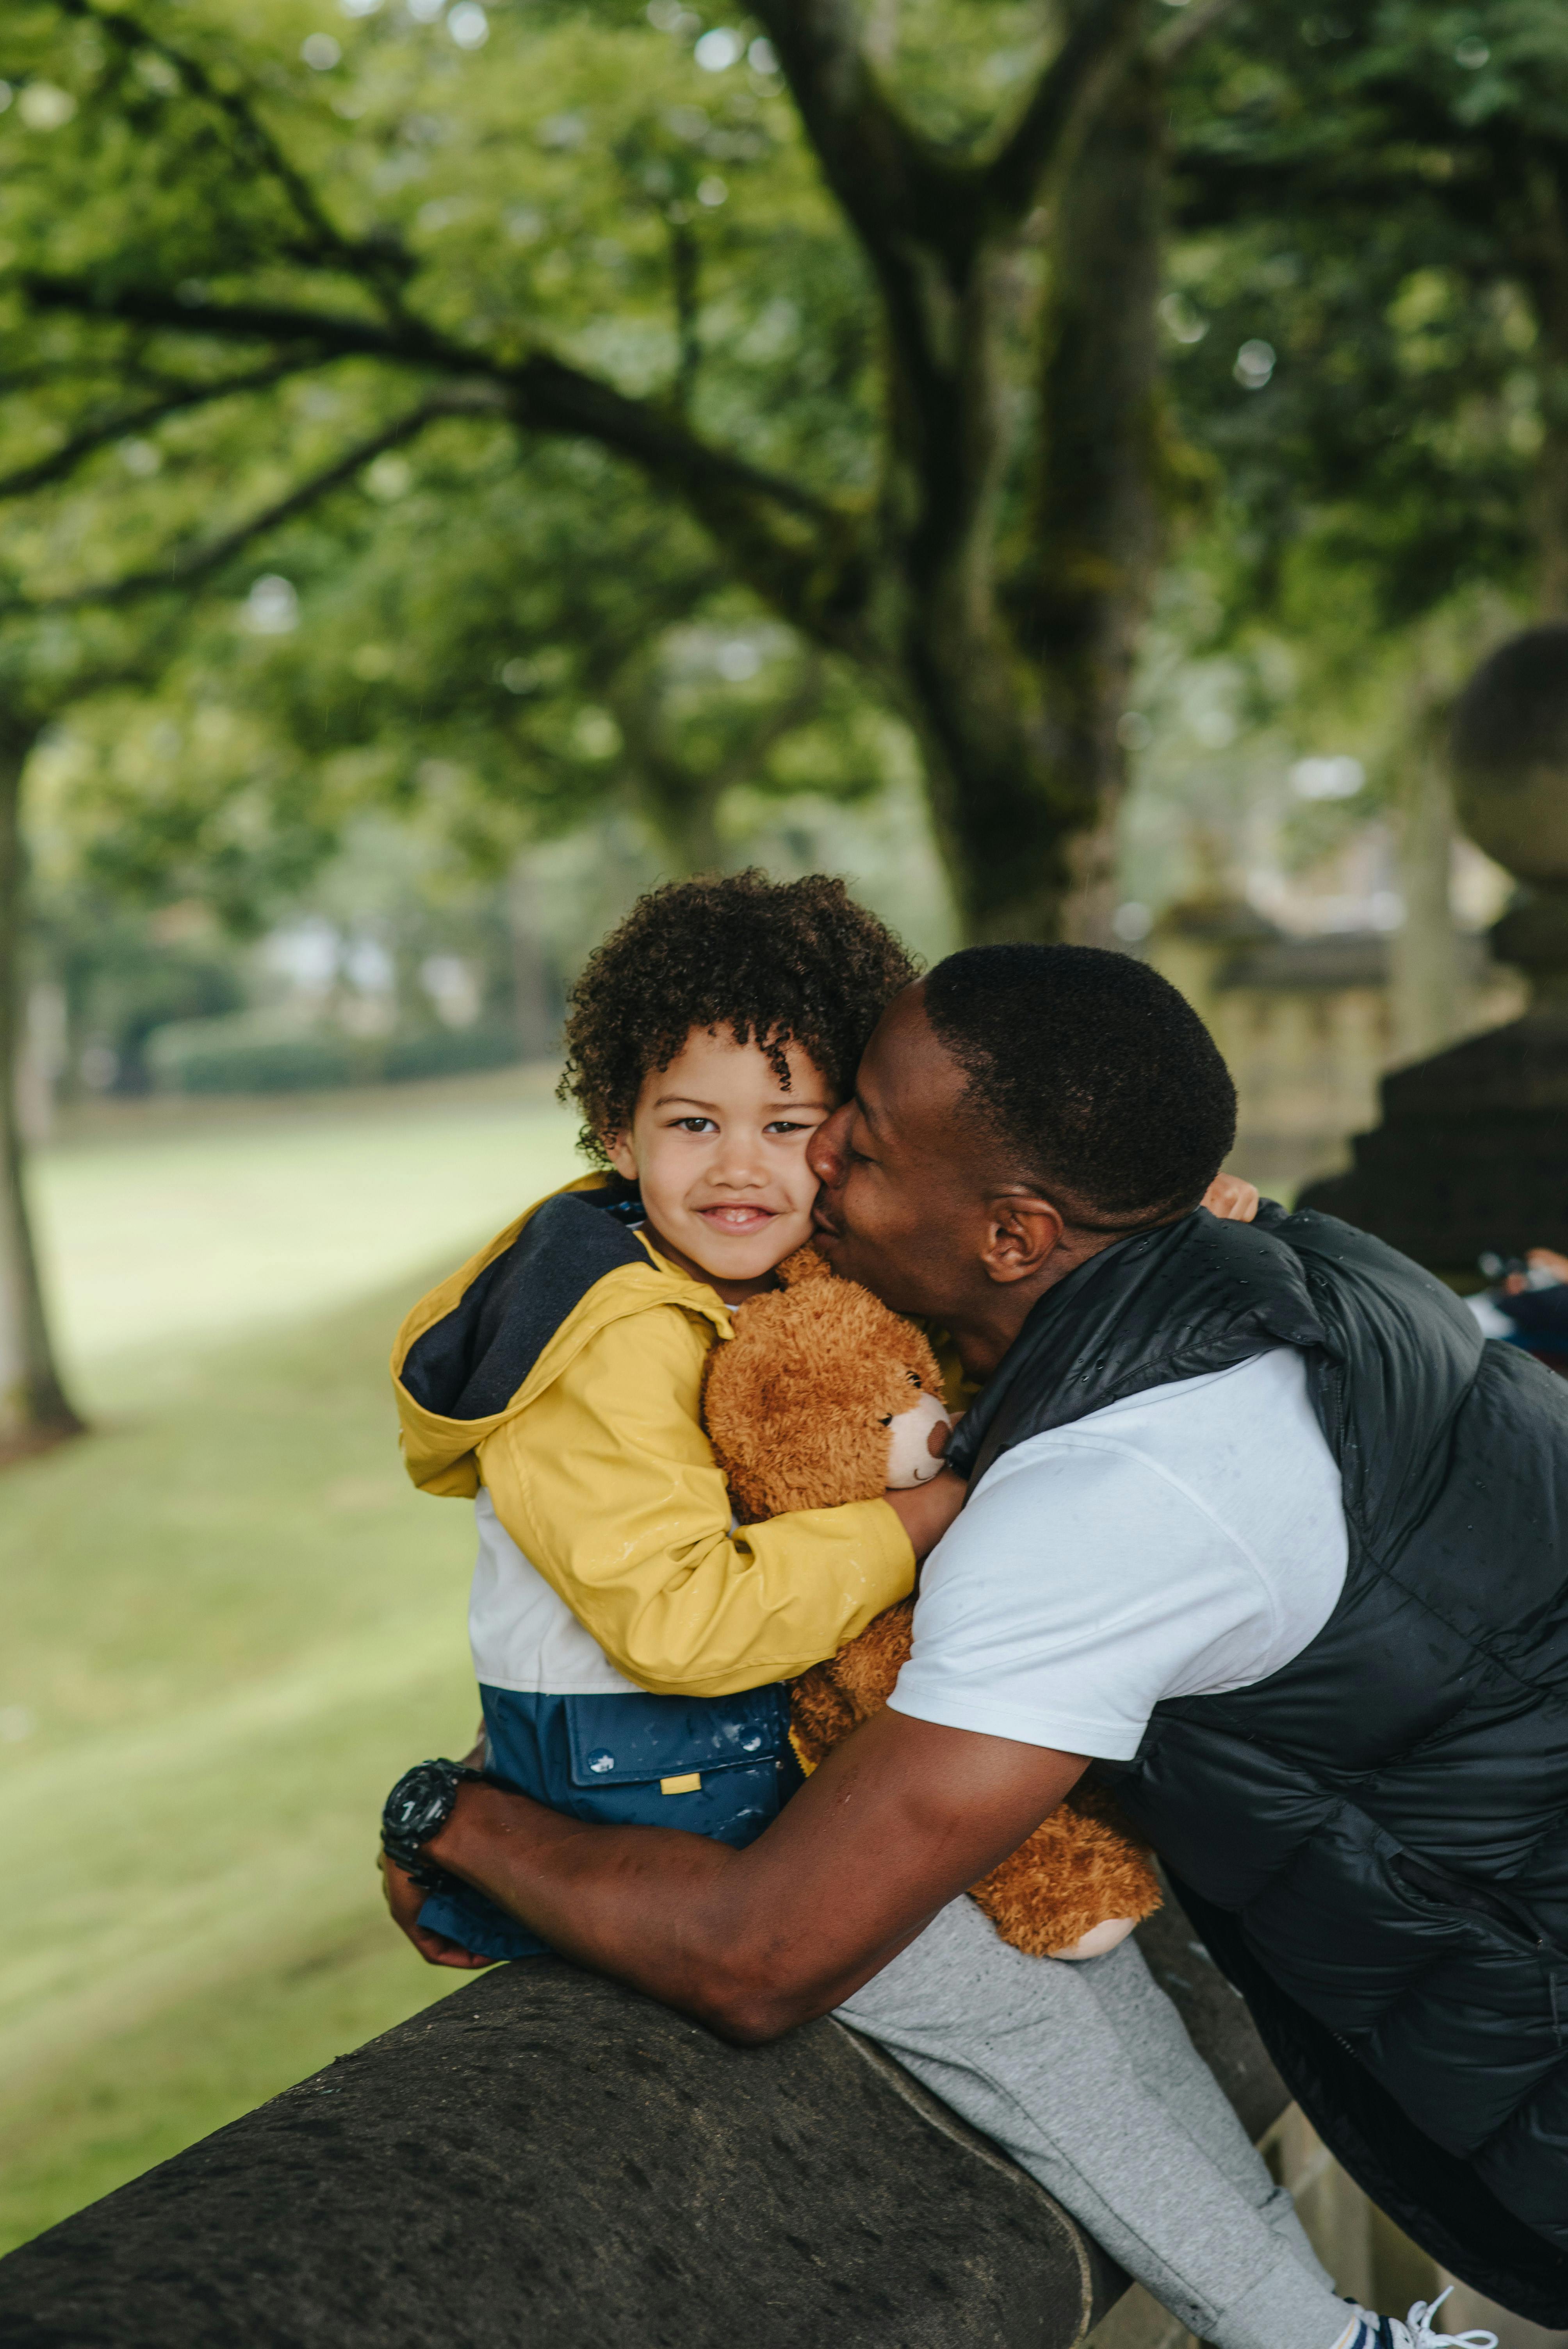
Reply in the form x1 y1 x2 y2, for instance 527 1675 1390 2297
0 0 1563 2297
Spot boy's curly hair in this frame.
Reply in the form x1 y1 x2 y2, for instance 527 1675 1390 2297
559 870 919 1164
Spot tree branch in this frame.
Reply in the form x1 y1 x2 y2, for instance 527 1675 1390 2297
668 218 702 416
506 356 869 646
19 276 836 527
21 275 456 367
506 351 834 524
19 250 864 637
0 360 312 503
985 0 1149 222
55 0 411 295
748 0 966 256
1 390 504 617
1150 0 1245 71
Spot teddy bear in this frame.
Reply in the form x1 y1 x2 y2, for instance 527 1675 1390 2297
702 1245 1162 1961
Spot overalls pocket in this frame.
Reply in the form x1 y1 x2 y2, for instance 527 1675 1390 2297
477 1683 802 1851
561 1685 799 1847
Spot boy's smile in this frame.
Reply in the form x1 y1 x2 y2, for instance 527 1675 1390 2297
697 1203 782 1234
604 1025 836 1305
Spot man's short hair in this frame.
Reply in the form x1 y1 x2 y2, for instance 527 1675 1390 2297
923 944 1237 1224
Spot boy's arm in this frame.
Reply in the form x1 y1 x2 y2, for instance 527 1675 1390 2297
477 1304 924 1698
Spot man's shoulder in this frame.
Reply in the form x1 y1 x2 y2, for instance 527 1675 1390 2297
1021 1346 1312 1452
969 1348 1332 1527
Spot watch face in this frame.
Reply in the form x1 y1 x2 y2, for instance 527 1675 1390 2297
386 1762 453 1848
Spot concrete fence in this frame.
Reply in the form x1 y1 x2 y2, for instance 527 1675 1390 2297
0 1899 1511 2349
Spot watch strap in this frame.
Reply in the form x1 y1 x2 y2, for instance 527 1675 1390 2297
381 1757 488 1894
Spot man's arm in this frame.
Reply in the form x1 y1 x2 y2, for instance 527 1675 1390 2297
401 1710 1085 2041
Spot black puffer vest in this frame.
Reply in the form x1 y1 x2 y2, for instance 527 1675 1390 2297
947 1204 1568 2324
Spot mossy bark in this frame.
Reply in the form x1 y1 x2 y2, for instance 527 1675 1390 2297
0 728 84 1451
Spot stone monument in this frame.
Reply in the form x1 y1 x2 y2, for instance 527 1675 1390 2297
1301 624 1568 1275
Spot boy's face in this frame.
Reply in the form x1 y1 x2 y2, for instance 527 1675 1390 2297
604 1026 835 1298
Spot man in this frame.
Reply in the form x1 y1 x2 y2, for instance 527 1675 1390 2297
385 945 1568 2334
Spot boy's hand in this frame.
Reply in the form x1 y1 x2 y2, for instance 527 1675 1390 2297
1202 1173 1260 1223
378 1851 495 1970
884 1467 966 1561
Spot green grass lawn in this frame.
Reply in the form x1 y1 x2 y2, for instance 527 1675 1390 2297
32 1065 577 1404
0 1076 581 2253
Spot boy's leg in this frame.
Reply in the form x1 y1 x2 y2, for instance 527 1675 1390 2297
835 1897 1346 2349
1078 1911 1328 2288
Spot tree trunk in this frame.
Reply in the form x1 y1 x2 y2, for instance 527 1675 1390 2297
0 727 85 1452
1021 49 1165 946
505 855 558 1059
874 201 1067 946
638 764 726 877
889 55 1165 946
1536 408 1568 619
602 656 728 877
1523 173 1568 617
1390 719 1463 1064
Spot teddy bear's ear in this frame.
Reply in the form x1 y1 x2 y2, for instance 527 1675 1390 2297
776 1246 834 1288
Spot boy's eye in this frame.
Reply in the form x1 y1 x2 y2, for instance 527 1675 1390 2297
765 1119 808 1134
673 1116 716 1134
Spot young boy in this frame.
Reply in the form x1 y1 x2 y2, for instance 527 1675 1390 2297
384 872 1477 2349
390 870 953 1969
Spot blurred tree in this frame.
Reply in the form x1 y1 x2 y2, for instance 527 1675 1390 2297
199 424 886 887
0 390 371 1442
29 416 905 1072
0 611 195 1446
1149 0 1568 1048
0 0 1242 942
1167 0 1568 627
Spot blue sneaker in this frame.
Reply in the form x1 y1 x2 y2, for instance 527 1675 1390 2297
1333 2287 1498 2349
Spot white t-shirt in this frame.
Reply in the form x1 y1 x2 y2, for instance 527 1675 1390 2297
889 1347 1348 1761
469 1487 642 1697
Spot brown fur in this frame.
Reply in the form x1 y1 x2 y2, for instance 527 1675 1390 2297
703 1248 1162 1959
704 1248 945 1521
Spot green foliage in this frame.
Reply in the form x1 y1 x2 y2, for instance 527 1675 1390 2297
0 0 918 904
6 0 1568 955
0 0 866 579
1167 0 1568 627
0 0 1195 941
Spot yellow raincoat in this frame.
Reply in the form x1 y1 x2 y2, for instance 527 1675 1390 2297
392 1174 914 1700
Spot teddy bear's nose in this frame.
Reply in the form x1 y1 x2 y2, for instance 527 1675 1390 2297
883 1390 953 1489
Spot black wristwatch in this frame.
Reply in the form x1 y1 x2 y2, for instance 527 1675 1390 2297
381 1757 488 1892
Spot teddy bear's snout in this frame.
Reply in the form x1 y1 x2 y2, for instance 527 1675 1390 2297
884 1390 953 1488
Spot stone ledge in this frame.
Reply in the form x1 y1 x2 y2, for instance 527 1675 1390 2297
0 1896 1289 2349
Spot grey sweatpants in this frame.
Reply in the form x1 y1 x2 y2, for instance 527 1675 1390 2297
836 1897 1348 2349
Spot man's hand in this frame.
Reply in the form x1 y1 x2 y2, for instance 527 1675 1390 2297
883 1466 966 1558
422 1708 1085 2040
379 1851 495 1970
1505 1247 1568 1293
1202 1172 1260 1223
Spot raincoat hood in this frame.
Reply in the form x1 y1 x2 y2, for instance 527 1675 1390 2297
392 1174 732 1499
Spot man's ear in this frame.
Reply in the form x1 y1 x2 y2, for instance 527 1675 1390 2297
977 1191 1066 1286
603 1129 638 1182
